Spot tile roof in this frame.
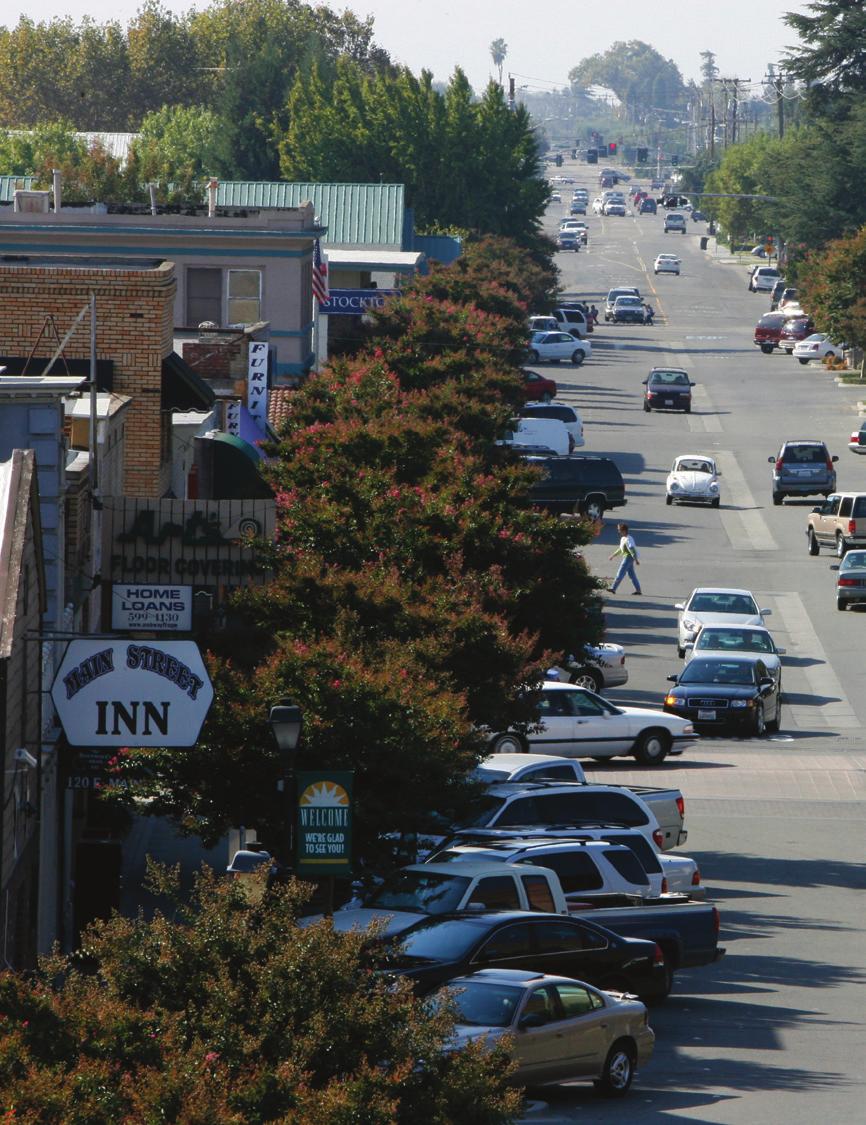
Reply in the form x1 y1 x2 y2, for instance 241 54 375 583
267 387 296 431
217 182 406 248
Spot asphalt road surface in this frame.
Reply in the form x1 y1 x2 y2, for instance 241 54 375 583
522 163 866 1122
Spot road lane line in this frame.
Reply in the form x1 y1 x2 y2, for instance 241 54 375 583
764 590 860 730
713 449 778 551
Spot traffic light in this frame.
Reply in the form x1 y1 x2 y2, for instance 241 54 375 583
764 235 775 257
671 153 680 165
608 142 617 155
637 147 649 163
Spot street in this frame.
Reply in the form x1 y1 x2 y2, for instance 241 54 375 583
526 165 866 1122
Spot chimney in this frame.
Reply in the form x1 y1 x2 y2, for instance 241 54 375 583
207 178 218 218
52 168 62 213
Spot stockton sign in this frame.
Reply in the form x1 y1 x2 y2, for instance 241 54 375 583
319 288 396 316
51 639 214 747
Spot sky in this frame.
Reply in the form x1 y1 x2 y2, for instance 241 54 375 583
5 0 810 93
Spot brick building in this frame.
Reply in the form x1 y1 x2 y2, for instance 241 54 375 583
0 256 213 499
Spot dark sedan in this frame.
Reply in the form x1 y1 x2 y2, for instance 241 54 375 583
642 369 694 413
378 911 668 1002
664 657 781 737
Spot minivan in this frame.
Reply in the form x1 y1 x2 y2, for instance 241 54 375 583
769 440 838 505
503 417 573 456
524 454 627 520
520 401 585 447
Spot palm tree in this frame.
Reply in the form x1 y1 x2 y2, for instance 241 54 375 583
490 38 508 87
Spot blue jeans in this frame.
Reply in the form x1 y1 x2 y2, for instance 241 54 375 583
611 555 641 593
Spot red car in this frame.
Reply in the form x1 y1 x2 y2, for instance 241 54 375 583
754 312 786 354
778 314 815 354
522 370 557 402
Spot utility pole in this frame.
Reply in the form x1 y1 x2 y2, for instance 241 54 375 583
731 79 739 146
508 74 515 112
709 99 715 158
775 72 785 139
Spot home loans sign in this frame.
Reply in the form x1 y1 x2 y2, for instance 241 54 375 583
51 639 214 747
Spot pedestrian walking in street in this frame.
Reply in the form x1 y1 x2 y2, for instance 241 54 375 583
608 522 641 594
589 304 599 327
643 302 655 325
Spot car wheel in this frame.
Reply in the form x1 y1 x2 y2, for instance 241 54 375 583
784 348 793 355
808 530 820 556
684 404 691 414
569 667 603 692
595 1040 636 1098
711 496 721 508
643 401 651 413
837 595 847 611
665 494 673 505
632 729 671 766
528 349 539 361
798 357 809 365
571 350 585 366
582 495 605 521
772 492 783 505
836 534 848 558
767 698 782 733
826 351 835 360
760 344 774 354
753 704 766 737
491 733 527 754
677 645 685 658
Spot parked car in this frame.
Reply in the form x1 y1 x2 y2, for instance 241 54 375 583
484 681 697 766
472 753 587 786
378 911 669 1001
666 454 721 506
528 315 559 334
792 333 843 364
685 625 785 686
848 420 866 455
524 454 626 520
769 278 788 308
833 549 866 610
501 417 573 456
520 401 585 447
643 369 694 413
560 642 628 692
604 287 641 320
690 210 707 222
527 331 591 366
653 254 681 275
769 439 838 505
775 286 799 311
806 492 866 556
675 587 771 658
778 315 815 353
522 370 556 402
639 199 657 214
552 307 590 337
612 296 646 324
434 969 654 1095
754 311 787 353
664 657 782 736
749 266 781 292
663 213 687 233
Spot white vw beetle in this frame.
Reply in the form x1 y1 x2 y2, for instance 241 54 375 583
666 454 721 507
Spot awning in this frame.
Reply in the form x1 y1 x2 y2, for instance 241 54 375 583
202 432 272 499
162 352 215 411
326 248 425 274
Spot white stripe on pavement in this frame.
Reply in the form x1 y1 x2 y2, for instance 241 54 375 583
713 450 778 551
688 383 723 433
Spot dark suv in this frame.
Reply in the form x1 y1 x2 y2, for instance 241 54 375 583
525 454 627 520
769 440 838 505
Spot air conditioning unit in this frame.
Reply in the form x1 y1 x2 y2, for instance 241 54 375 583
13 190 51 213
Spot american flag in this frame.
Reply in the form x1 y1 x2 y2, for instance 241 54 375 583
312 238 329 304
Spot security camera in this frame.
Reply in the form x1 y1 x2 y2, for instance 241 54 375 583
14 748 37 769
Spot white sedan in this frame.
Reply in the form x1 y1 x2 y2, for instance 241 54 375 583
685 625 785 686
654 253 681 275
527 331 591 366
675 588 771 658
666 455 721 507
792 333 843 365
486 681 697 766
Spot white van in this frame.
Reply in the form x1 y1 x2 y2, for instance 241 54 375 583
520 400 585 447
552 307 589 337
502 417 573 455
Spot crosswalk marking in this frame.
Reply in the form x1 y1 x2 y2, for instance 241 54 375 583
713 450 778 551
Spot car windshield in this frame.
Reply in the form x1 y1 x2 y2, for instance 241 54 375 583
366 870 470 914
689 592 759 614
616 297 641 307
433 982 524 1028
462 795 507 828
652 371 690 385
840 551 866 572
697 628 773 653
803 334 826 343
676 459 712 473
679 659 757 685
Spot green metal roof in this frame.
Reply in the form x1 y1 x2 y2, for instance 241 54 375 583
0 176 34 202
217 182 405 248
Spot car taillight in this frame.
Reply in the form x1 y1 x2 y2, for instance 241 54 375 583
691 868 701 885
676 796 685 818
712 906 720 934
838 577 858 586
826 458 835 472
775 458 783 472
848 519 856 535
652 829 664 848
619 655 625 665
661 876 669 893
653 943 665 964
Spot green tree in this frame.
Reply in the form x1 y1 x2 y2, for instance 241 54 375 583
798 226 866 348
125 0 202 122
0 864 520 1122
490 37 508 86
569 40 687 111
129 104 223 196
783 1 866 100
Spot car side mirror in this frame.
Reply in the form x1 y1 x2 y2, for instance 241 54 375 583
689 382 696 386
767 456 775 463
759 608 771 616
832 455 839 462
683 642 694 651
642 380 648 385
518 1013 547 1031
811 506 822 513
666 674 678 682
776 647 787 655
674 602 685 610
829 564 840 572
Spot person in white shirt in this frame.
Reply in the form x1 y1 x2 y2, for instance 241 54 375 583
608 522 641 594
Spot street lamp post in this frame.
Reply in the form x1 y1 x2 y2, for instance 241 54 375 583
268 700 303 868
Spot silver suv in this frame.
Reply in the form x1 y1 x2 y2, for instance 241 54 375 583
769 440 838 505
807 493 866 557
664 213 687 233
